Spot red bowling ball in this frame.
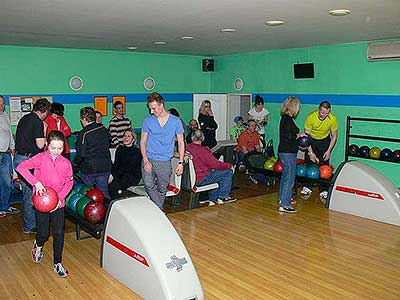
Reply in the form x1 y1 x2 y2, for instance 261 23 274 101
319 165 333 179
84 201 106 224
32 186 59 212
86 188 105 203
273 161 284 173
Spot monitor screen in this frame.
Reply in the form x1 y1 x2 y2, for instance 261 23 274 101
294 63 314 79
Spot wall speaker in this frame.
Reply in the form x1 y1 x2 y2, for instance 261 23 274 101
202 59 214 72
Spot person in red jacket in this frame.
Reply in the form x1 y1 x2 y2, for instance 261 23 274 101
16 130 73 278
186 129 237 206
44 102 72 159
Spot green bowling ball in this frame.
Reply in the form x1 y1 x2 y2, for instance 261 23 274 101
76 196 92 217
79 185 94 195
65 190 77 207
264 158 275 170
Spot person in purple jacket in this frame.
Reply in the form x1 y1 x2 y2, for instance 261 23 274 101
186 129 237 206
17 130 73 278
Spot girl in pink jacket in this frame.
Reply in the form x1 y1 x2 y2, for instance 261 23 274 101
16 130 73 278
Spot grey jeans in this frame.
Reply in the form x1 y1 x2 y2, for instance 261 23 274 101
142 159 172 209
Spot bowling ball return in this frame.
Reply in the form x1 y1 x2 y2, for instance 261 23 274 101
65 206 103 240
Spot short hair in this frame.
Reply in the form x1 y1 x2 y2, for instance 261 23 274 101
80 107 96 123
247 119 256 126
281 96 300 117
0 95 4 101
191 129 205 142
47 130 65 145
50 102 65 116
147 92 164 105
123 128 137 143
33 98 51 113
168 108 180 117
319 101 331 110
95 110 102 116
254 95 264 106
113 101 123 109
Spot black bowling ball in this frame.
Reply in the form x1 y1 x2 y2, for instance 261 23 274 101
348 144 359 156
393 150 400 163
359 146 370 158
380 148 393 161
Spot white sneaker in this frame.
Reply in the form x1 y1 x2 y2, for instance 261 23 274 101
208 201 217 206
300 187 312 195
199 200 210 204
320 191 328 199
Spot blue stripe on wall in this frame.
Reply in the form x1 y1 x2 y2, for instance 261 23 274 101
5 93 400 107
256 94 400 107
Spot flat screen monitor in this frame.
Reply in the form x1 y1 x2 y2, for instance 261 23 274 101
294 63 314 79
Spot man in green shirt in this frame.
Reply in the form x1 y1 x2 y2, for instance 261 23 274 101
301 101 338 201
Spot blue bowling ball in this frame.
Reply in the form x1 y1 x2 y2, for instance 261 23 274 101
296 164 308 177
297 135 312 148
73 182 85 192
69 193 84 212
306 165 320 179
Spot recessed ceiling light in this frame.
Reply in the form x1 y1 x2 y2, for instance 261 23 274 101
181 36 194 40
329 9 351 16
220 28 236 33
127 46 138 50
265 20 285 26
154 41 167 45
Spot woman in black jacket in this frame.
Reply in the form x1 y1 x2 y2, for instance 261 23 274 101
198 100 218 149
108 129 142 200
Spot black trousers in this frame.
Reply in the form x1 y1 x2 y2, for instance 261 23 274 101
304 136 331 193
35 207 65 264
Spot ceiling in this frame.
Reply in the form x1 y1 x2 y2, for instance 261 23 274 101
0 0 399 56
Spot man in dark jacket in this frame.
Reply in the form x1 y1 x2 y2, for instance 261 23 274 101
73 107 112 198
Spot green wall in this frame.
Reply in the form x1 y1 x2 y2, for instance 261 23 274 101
0 45 210 129
211 41 400 185
1 41 399 185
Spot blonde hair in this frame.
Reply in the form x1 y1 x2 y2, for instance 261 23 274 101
198 100 211 115
124 129 137 145
281 96 300 117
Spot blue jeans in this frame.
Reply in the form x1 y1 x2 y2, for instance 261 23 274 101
0 153 12 211
142 159 172 209
14 154 36 231
196 169 233 202
279 152 297 208
81 172 111 199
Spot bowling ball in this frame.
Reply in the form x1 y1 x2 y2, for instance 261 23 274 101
306 165 320 179
296 164 307 177
369 147 381 159
73 182 84 192
348 144 359 156
296 159 305 165
86 188 105 203
380 148 393 161
76 196 92 217
79 185 93 195
65 190 77 207
319 165 333 179
359 146 370 158
32 187 59 212
264 158 275 170
84 201 106 224
393 150 400 163
297 135 312 148
273 161 284 173
68 193 84 212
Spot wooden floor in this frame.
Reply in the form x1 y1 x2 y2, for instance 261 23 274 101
1 175 400 299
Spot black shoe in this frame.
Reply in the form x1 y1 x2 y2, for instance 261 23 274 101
23 228 37 234
278 207 297 214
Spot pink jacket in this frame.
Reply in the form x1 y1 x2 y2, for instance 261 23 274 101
186 143 232 182
16 151 73 208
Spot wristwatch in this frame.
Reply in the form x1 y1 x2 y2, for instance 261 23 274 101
178 161 184 165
